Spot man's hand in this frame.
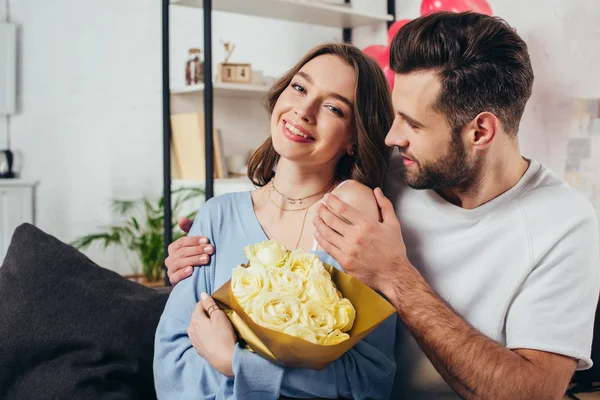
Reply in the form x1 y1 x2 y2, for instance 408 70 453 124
314 187 413 295
166 217 214 286
315 188 576 400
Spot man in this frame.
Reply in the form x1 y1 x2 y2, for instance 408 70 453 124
166 12 600 399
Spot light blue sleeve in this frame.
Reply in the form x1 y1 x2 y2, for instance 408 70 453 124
232 310 397 400
153 199 236 399
153 198 285 400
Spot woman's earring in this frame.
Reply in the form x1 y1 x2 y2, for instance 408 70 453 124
348 148 355 156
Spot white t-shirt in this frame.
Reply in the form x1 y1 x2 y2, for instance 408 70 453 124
384 154 600 398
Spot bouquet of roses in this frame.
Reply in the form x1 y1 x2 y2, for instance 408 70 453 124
212 240 395 370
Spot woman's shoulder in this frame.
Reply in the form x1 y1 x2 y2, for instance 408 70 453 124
330 180 380 221
198 191 253 217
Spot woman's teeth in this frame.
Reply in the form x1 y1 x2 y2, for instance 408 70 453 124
285 122 311 140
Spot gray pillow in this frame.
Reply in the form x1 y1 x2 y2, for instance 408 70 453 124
0 223 169 399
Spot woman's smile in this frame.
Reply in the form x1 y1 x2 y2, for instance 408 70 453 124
282 119 315 143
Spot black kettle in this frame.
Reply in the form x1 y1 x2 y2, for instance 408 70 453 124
0 149 15 178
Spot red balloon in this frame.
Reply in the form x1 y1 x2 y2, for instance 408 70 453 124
388 19 412 44
382 64 395 90
362 45 390 68
420 0 493 16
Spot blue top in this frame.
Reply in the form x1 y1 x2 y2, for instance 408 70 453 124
154 191 397 400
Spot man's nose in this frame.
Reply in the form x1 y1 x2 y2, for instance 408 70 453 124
385 123 409 148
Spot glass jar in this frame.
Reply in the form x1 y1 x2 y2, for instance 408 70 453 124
185 48 204 85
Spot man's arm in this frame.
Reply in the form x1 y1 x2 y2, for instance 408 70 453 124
382 266 576 400
314 188 592 400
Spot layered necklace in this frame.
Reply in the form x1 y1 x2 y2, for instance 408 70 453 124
268 178 335 211
257 177 335 249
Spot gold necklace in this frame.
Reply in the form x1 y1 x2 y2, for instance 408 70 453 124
271 178 334 205
294 207 310 249
254 187 310 249
258 179 332 249
268 184 314 212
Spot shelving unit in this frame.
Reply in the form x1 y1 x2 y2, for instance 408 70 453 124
161 0 396 284
170 0 393 28
173 177 256 193
171 82 271 98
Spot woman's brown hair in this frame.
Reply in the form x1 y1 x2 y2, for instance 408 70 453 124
247 42 394 189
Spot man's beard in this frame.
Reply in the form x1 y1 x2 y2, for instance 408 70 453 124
400 134 478 191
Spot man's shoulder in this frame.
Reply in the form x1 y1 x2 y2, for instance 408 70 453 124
515 163 596 223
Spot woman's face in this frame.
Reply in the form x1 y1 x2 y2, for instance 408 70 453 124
270 54 356 171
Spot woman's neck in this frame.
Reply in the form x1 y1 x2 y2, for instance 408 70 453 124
271 159 336 200
251 159 338 250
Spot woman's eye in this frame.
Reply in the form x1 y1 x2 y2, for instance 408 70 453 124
291 83 305 93
327 105 343 117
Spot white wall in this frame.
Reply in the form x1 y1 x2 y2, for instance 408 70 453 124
0 0 8 149
4 0 599 274
392 0 600 175
5 0 342 274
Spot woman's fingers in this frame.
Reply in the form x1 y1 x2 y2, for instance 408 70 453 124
201 292 226 323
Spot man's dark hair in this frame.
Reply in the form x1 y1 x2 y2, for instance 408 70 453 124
390 12 534 136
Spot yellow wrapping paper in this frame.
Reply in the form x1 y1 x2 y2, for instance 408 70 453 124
212 263 396 370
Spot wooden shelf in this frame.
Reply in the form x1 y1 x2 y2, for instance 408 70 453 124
171 82 270 99
170 0 393 28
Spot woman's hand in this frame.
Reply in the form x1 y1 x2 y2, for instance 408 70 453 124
188 292 237 377
166 217 214 285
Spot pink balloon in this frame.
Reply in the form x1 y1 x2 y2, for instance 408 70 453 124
382 64 395 90
420 0 493 16
388 19 412 44
362 45 390 68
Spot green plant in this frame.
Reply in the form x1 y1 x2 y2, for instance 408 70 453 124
71 187 204 282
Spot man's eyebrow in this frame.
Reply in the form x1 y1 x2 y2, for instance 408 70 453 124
296 71 353 108
398 111 425 127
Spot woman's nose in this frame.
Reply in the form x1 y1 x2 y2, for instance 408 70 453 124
294 103 316 124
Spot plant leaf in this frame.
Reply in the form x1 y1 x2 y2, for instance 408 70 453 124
110 199 138 215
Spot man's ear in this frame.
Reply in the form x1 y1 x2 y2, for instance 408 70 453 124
467 112 499 150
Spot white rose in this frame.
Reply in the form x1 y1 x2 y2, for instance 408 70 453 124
332 298 356 333
244 240 288 268
284 249 320 282
251 291 301 332
299 300 336 336
231 264 269 312
319 329 350 345
282 323 319 344
305 267 341 306
267 266 306 301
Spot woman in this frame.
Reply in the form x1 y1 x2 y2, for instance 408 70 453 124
154 43 396 399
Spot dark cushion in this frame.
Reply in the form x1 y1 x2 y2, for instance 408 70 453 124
0 223 170 399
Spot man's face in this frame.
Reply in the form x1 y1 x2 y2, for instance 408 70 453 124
385 71 477 190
